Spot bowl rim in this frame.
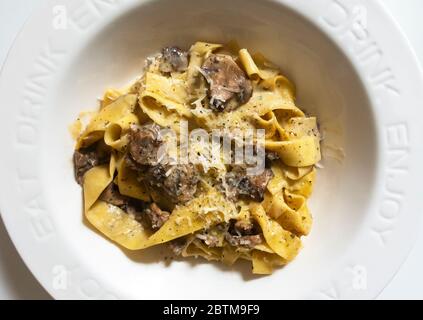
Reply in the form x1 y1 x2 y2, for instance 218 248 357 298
1 0 422 299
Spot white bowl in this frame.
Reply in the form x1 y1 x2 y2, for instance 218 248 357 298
1 0 422 299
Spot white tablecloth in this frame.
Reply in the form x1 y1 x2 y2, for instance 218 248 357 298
0 0 422 300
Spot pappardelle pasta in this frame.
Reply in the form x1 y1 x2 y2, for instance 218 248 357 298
72 42 321 275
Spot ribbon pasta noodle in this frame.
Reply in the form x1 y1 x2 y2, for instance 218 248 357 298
71 41 322 275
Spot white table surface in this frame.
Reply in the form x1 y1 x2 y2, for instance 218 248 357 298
0 0 422 300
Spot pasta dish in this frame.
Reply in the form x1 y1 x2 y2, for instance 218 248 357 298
71 42 321 274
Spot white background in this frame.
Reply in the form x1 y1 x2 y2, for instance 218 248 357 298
0 0 422 300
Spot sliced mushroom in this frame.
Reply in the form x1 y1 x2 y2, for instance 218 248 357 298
99 183 130 208
73 145 109 185
196 233 221 247
159 46 189 73
225 219 262 248
143 202 170 231
225 166 274 202
168 238 187 256
265 151 280 162
124 153 147 174
146 164 200 204
234 220 256 235
196 223 228 247
127 124 164 166
201 54 253 111
225 234 263 248
241 169 274 201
